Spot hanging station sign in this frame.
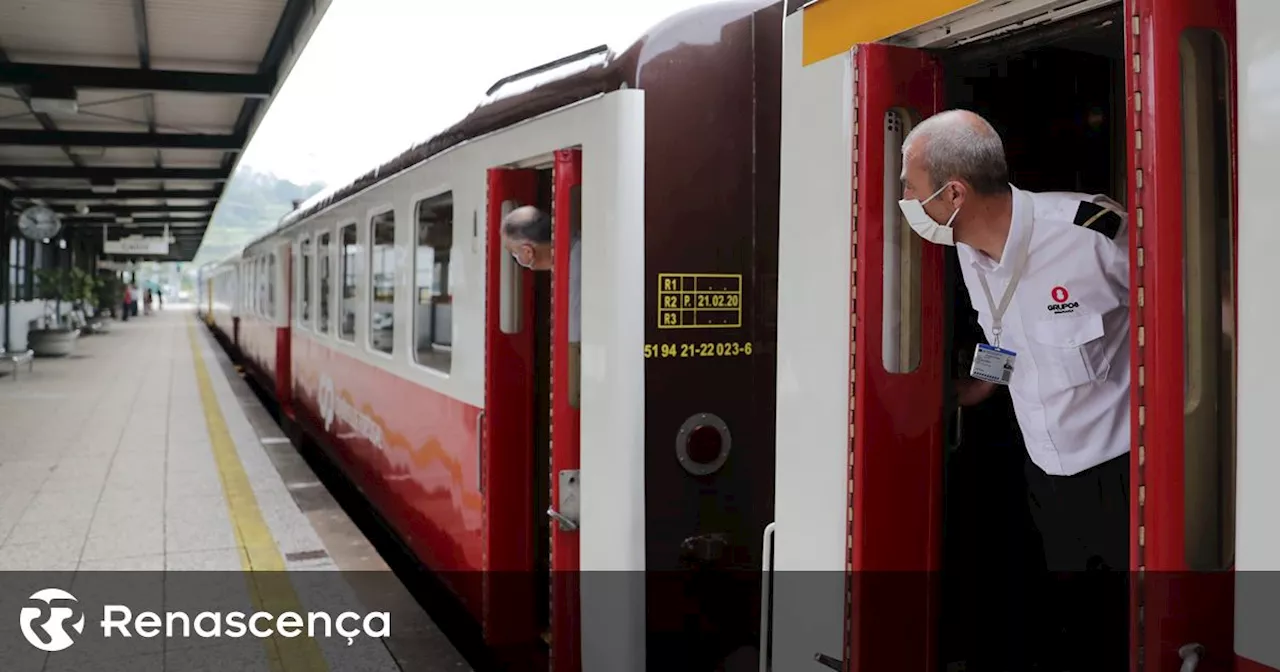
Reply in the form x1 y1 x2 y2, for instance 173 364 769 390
103 237 170 255
102 224 170 255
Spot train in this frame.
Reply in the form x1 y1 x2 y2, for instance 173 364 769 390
197 0 1280 671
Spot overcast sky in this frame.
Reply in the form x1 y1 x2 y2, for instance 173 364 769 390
237 0 711 187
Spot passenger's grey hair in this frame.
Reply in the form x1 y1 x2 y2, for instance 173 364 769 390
903 110 1010 196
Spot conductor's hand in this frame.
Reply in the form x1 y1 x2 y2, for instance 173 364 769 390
956 378 997 407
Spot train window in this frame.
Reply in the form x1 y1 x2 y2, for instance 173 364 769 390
259 256 267 317
252 257 260 316
257 256 264 318
301 237 313 327
369 210 396 355
883 108 923 374
319 231 332 334
568 183 581 409
244 259 251 314
339 223 358 342
1179 27 1235 571
267 253 276 320
498 199 524 335
414 193 454 373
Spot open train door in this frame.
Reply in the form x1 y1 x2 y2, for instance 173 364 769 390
1127 0 1237 670
549 147 583 672
483 166 542 659
844 44 946 672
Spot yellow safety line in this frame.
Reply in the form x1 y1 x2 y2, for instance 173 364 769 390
187 319 330 672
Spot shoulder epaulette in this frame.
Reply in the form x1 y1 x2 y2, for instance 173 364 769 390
1074 200 1123 240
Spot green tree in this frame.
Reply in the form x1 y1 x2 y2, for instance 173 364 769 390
193 167 325 265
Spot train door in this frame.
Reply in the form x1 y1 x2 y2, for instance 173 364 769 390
484 150 584 671
848 1 1239 670
549 148 583 672
483 166 549 666
1129 0 1237 669
844 43 947 672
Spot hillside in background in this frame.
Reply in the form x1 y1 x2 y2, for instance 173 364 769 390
192 167 326 265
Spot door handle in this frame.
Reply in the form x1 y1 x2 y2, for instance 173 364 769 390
548 469 580 531
547 508 579 531
760 522 776 672
946 406 963 453
1179 643 1204 672
814 653 843 670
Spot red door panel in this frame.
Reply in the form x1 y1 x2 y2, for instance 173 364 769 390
848 43 946 672
483 167 540 649
550 148 582 672
1127 0 1236 670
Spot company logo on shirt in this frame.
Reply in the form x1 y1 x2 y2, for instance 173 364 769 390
1048 285 1079 314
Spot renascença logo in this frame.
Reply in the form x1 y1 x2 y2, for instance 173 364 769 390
19 588 86 652
17 587 391 651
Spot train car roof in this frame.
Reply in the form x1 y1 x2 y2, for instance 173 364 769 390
229 0 778 250
201 248 244 272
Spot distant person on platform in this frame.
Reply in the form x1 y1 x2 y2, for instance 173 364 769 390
122 284 132 322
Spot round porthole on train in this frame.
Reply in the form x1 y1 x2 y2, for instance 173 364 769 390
675 413 731 476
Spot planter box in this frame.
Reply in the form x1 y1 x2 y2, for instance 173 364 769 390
28 329 80 357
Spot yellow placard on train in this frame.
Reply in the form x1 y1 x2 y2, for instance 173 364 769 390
802 0 982 65
657 273 743 329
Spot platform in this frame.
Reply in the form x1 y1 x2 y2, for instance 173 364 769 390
0 306 471 672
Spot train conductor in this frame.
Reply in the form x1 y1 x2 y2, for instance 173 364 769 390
898 109 1130 670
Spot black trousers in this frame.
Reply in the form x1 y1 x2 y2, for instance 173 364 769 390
1023 452 1130 672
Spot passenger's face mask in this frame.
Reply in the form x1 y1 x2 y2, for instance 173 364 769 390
509 241 536 269
898 182 960 246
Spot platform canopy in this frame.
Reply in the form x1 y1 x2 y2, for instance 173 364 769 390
0 0 331 262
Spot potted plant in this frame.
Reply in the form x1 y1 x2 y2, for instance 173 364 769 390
96 272 123 318
27 268 83 356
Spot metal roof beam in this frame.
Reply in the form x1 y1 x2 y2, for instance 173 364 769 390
0 129 244 150
101 230 206 236
52 204 212 214
14 189 220 200
0 166 228 180
0 50 83 169
65 213 208 222
222 0 312 172
0 63 275 97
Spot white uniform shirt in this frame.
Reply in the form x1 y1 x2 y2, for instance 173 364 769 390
956 185 1130 476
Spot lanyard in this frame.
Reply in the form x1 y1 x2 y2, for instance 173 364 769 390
974 198 1034 348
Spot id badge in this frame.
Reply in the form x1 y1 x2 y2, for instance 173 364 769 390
971 343 1016 385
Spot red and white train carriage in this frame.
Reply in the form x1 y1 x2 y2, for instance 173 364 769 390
197 0 1280 669
199 1 783 670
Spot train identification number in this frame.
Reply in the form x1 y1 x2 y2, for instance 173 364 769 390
657 273 743 329
644 342 753 359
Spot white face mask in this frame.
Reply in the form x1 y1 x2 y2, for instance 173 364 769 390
898 182 960 246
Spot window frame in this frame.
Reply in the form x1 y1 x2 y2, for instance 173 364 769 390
316 226 334 338
297 235 312 330
336 220 360 344
409 187 456 378
365 204 398 358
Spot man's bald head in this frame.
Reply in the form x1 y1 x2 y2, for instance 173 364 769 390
902 109 1010 196
502 205 552 244
501 205 553 270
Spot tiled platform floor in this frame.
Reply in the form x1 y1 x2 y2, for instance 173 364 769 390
0 306 470 672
